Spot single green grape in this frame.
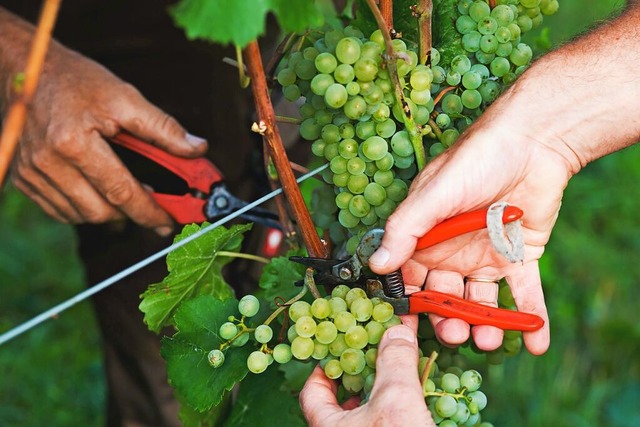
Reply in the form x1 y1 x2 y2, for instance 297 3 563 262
238 295 260 317
460 369 482 392
468 390 488 411
315 320 339 345
315 52 338 74
324 359 343 379
441 372 461 393
254 324 273 344
219 322 238 340
435 395 458 418
372 301 394 323
333 310 357 333
311 298 332 319
324 83 348 109
247 350 269 374
295 315 318 338
365 320 385 345
350 297 373 322
335 37 361 65
272 343 293 364
289 300 312 322
328 333 349 357
291 336 315 360
340 348 366 375
208 349 225 368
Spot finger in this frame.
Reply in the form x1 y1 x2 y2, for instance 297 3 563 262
506 261 550 355
425 271 469 346
369 325 433 424
300 366 343 426
370 325 421 397
32 152 126 224
399 314 419 332
11 160 83 223
11 175 70 223
114 88 208 157
400 259 428 288
465 278 504 351
60 132 174 233
340 395 361 410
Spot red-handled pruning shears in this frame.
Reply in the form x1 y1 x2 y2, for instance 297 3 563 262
109 132 280 229
291 206 544 332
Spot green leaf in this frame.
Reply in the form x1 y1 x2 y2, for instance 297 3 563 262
270 0 324 33
224 366 306 427
140 223 252 333
170 0 326 48
279 359 316 393
161 296 253 412
258 250 306 305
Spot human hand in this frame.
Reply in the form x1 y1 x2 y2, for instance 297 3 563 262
300 322 435 427
5 26 207 234
368 104 576 355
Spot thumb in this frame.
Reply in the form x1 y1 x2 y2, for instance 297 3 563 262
370 325 422 394
118 91 208 157
369 191 439 274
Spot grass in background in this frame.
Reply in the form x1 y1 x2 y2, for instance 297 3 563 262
0 1 637 426
0 187 104 426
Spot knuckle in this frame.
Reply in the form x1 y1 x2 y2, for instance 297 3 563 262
105 180 134 206
52 134 83 160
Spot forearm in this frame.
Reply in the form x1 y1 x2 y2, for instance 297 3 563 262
487 2 640 175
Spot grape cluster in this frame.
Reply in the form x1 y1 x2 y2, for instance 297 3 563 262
418 316 493 426
277 0 559 255
286 285 400 395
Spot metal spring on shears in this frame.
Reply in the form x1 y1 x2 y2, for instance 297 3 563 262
383 270 405 298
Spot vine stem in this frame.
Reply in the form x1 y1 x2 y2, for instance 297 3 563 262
416 0 433 65
365 0 427 170
217 251 269 264
244 41 327 258
0 0 61 187
379 0 394 31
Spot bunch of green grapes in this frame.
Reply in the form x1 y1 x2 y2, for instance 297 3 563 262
277 0 559 254
285 285 400 395
417 316 494 426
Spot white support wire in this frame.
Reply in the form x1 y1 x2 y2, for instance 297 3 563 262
0 163 328 346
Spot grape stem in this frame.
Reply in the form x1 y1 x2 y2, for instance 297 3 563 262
364 0 427 170
235 45 251 88
489 0 497 8
428 118 443 139
420 350 439 387
262 283 308 327
217 251 270 264
265 32 297 84
275 115 303 124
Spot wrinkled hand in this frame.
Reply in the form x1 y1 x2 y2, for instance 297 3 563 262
9 40 207 233
300 321 435 427
369 117 574 355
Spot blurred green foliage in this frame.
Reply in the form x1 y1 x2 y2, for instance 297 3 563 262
0 0 638 426
0 188 104 426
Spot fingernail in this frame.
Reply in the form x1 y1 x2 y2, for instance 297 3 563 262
369 247 390 267
387 325 416 344
186 133 206 148
155 225 173 237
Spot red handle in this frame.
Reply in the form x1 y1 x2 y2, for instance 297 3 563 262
416 206 523 250
408 290 544 331
110 132 217 224
110 132 223 194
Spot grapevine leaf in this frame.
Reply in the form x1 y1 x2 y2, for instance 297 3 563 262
224 367 305 427
170 0 325 48
140 223 252 333
258 250 306 305
279 359 316 393
161 296 252 412
270 0 324 34
433 0 466 66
